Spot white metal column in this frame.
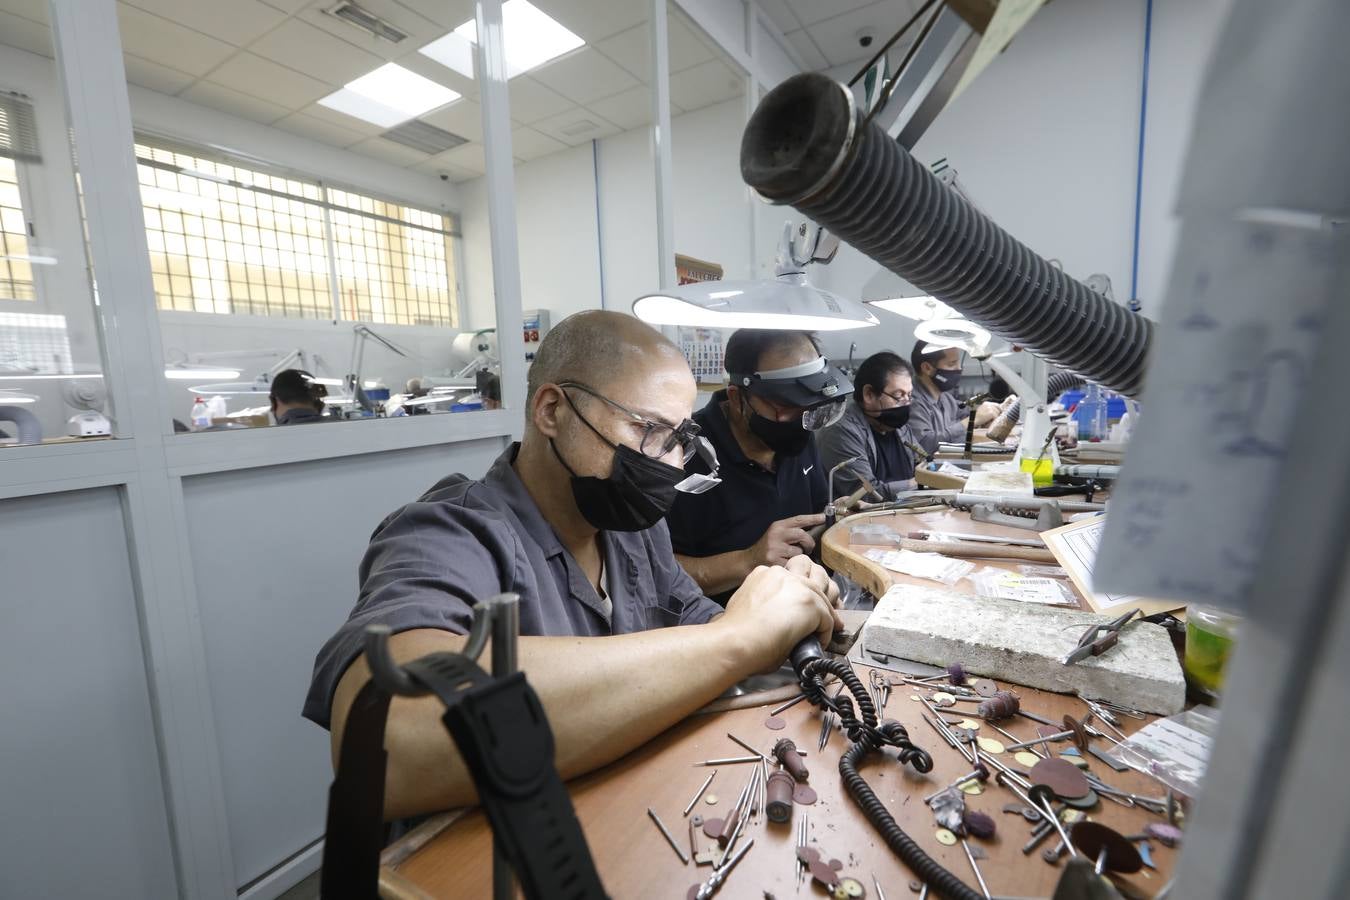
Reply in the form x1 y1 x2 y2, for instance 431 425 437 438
475 0 527 431
744 1 761 280
47 1 236 896
650 0 677 293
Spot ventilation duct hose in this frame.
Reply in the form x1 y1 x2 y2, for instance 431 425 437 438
740 73 1153 397
0 405 42 445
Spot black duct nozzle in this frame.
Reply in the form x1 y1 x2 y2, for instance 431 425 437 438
741 73 1153 398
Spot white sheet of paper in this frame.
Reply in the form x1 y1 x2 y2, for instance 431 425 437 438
1094 218 1346 607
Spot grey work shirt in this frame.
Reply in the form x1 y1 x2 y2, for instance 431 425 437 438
302 442 722 728
276 406 326 425
908 385 968 452
816 398 919 501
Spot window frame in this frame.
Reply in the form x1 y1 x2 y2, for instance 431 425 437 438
132 133 463 328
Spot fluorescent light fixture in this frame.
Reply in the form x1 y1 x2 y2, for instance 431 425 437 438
319 63 460 127
0 251 58 266
0 390 37 403
420 0 584 80
913 318 992 355
187 381 269 395
165 365 241 380
633 274 880 332
0 372 102 381
308 376 345 386
868 295 954 321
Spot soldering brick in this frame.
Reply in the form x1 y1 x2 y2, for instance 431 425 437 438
864 585 1185 715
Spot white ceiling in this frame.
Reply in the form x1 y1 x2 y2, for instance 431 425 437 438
759 0 922 73
0 0 746 181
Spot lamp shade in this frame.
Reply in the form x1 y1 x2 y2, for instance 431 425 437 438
633 273 879 332
914 318 992 355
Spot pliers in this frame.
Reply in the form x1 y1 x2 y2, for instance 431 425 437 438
1061 608 1140 665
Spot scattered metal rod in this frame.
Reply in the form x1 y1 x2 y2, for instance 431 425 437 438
796 814 809 884
961 838 992 899
873 873 886 900
694 837 754 899
770 693 808 716
1029 786 1080 858
648 807 689 864
726 732 772 762
694 756 762 766
684 772 716 816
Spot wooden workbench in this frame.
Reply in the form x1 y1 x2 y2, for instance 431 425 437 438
381 507 1180 898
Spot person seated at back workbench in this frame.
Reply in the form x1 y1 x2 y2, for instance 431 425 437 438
302 311 841 819
908 341 1003 454
666 329 850 604
816 351 922 502
270 368 328 425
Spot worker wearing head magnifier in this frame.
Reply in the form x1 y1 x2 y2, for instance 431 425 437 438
667 330 848 603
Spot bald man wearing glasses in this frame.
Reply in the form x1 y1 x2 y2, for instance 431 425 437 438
304 310 841 819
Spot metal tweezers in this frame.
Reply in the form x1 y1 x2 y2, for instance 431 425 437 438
1061 608 1140 666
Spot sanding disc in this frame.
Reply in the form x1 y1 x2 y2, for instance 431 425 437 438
974 679 998 697
811 858 840 888
765 716 787 730
794 784 819 805
1060 789 1100 810
1071 821 1144 873
702 817 723 839
1030 757 1091 799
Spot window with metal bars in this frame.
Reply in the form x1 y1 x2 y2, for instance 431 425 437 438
0 90 39 304
134 138 460 326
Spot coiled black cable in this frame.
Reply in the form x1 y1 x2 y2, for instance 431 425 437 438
798 658 983 900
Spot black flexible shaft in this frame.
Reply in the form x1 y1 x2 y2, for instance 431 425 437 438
799 658 983 900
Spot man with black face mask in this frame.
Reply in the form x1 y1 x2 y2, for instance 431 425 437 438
817 352 922 501
667 330 848 603
304 311 841 819
909 340 1002 453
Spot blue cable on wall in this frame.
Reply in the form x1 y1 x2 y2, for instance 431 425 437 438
1128 0 1154 313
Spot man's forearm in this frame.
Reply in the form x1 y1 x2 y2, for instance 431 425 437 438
331 623 754 819
675 550 751 596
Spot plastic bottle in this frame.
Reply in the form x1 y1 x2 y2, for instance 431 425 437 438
190 397 211 431
1077 384 1107 441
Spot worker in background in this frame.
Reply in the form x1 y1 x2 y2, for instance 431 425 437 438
666 330 849 603
304 311 840 819
476 369 502 410
270 369 327 425
908 341 1002 453
817 352 921 501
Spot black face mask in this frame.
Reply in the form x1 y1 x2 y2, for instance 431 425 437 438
552 439 685 532
742 395 811 456
932 368 962 393
867 404 911 429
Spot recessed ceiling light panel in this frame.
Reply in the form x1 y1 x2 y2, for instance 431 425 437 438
318 63 460 128
419 0 584 80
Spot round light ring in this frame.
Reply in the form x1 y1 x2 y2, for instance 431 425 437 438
913 318 991 355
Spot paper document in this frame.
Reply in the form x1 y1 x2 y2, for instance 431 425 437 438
1094 218 1346 608
1041 517 1181 617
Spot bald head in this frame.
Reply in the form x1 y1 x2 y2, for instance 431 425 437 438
528 310 690 402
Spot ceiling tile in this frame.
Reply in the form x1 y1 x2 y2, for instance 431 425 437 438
259 0 309 12
298 0 444 62
511 126 567 162
206 52 330 109
120 0 287 48
785 0 877 29
0 9 51 57
438 141 487 174
531 106 619 147
806 0 923 68
115 4 236 76
392 0 475 28
585 86 664 132
351 134 434 166
0 0 46 25
420 98 484 142
250 19 384 87
296 101 387 137
530 0 646 44
273 111 369 148
756 0 802 35
122 54 197 95
668 59 743 113
530 46 637 106
595 16 712 82
506 76 574 125
783 29 829 71
181 80 291 125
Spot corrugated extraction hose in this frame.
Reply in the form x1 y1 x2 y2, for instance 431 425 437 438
740 73 1153 397
1003 371 1085 426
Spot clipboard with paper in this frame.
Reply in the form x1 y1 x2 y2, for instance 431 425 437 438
1040 516 1185 618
